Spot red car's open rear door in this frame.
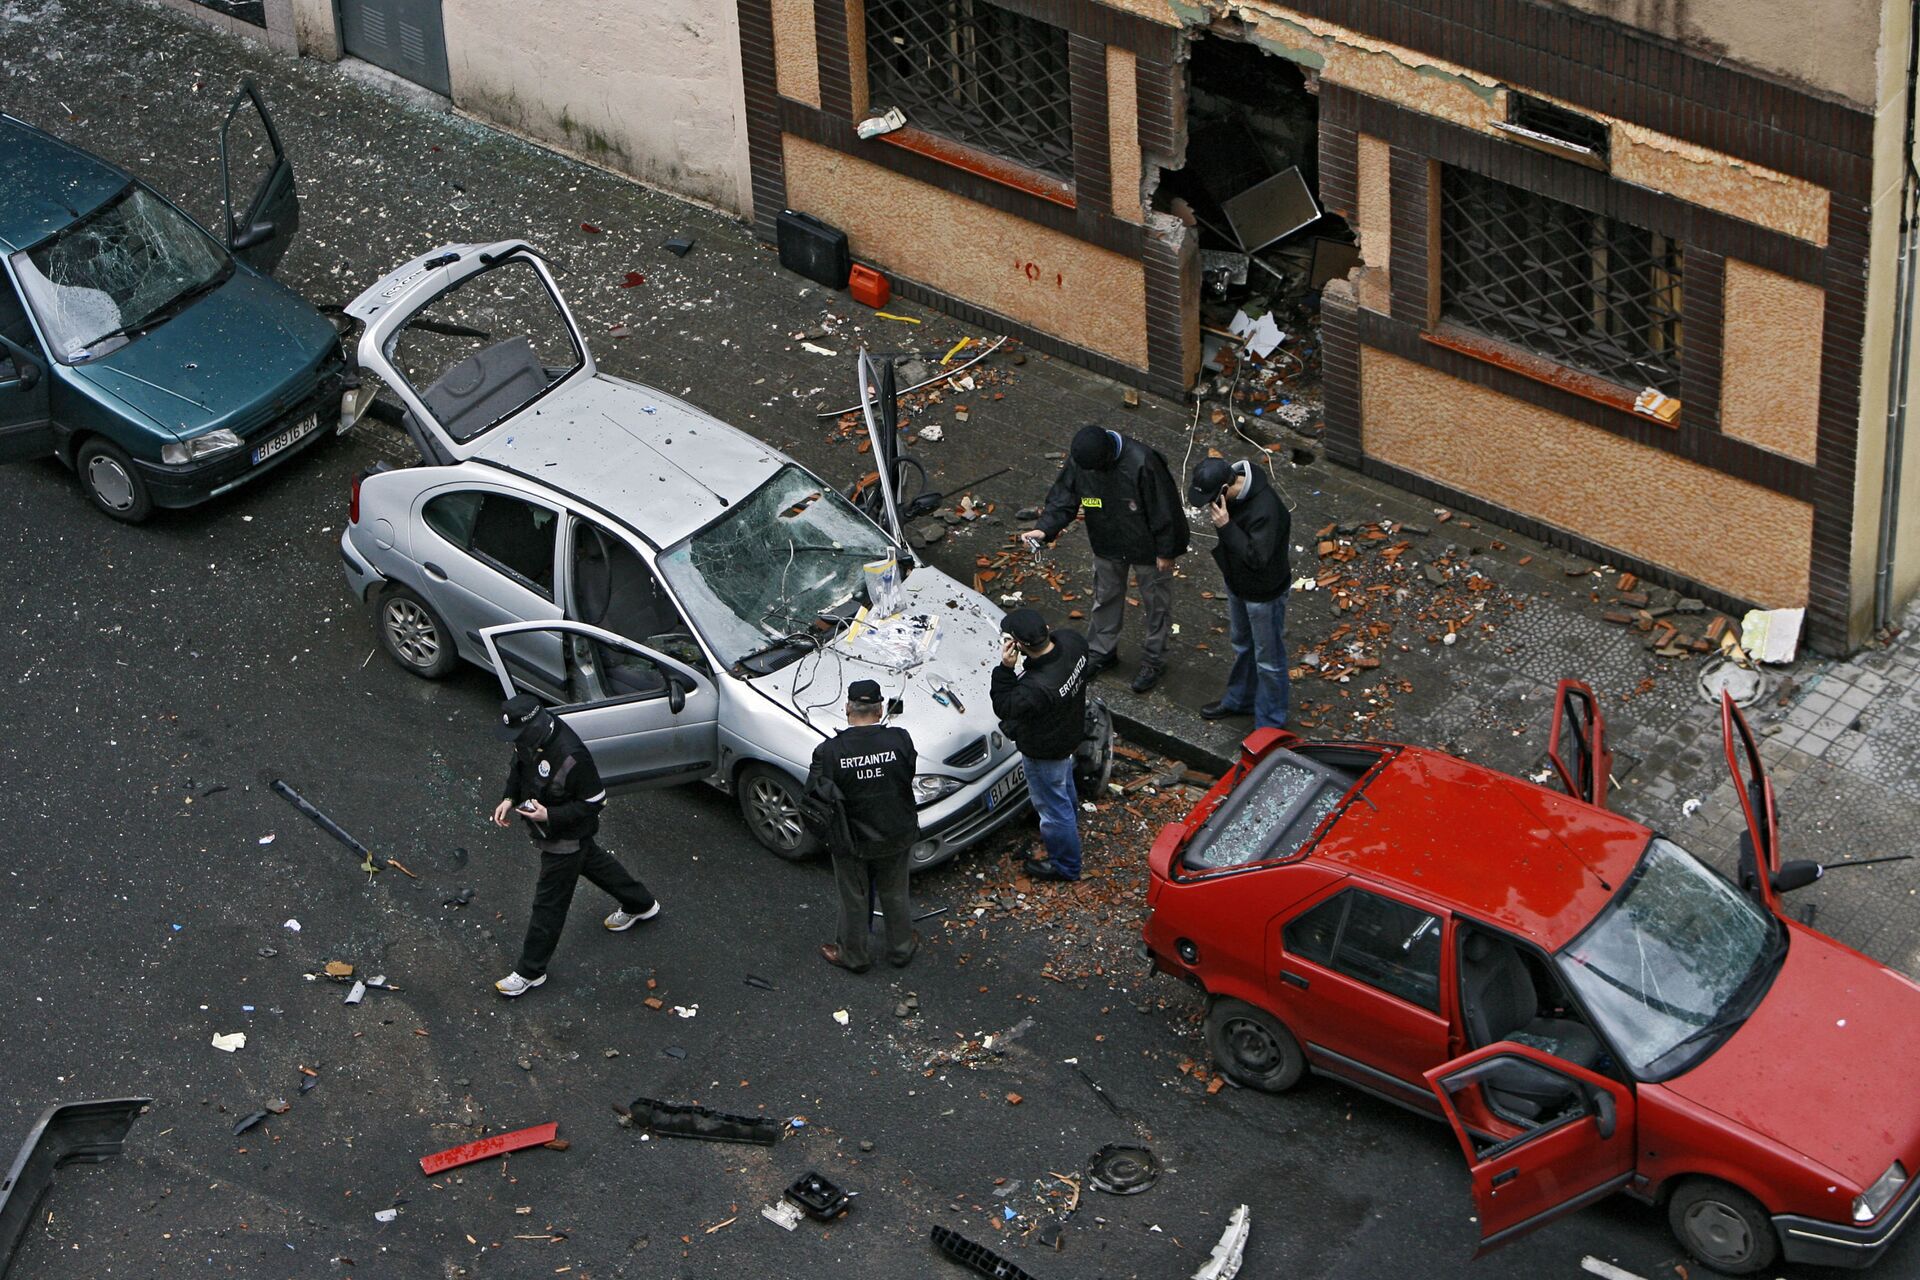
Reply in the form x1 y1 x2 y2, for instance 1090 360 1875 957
1547 679 1612 809
1721 689 1782 913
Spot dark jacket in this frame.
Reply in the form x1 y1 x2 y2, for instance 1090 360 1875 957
1037 434 1189 565
805 723 919 859
501 719 606 853
1211 462 1292 604
990 629 1090 761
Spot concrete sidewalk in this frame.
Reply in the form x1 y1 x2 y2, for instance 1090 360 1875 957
9 0 1920 973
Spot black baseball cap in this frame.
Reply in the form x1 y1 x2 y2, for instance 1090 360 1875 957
1000 607 1049 646
847 678 884 705
1188 456 1235 505
1070 424 1118 470
495 693 553 743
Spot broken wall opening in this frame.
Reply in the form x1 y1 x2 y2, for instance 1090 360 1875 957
1152 28 1356 443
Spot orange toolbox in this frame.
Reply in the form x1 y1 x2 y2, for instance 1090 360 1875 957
848 264 891 309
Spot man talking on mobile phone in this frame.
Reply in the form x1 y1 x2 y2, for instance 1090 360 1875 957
1188 456 1292 730
489 693 660 997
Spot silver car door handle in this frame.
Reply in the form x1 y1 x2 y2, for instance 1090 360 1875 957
423 562 448 580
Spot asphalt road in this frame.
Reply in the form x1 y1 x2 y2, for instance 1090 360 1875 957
4 4 1919 1277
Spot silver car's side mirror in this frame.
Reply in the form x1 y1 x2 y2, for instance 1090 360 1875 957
666 676 686 715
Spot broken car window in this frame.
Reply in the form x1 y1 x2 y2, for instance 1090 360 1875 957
12 184 229 363
1183 753 1343 871
388 256 582 442
655 465 892 666
1557 837 1774 1076
1285 889 1442 1011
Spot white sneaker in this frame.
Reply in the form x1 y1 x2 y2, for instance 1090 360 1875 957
494 972 546 997
605 902 662 931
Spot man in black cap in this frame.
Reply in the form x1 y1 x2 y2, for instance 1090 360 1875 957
991 608 1089 881
1020 424 1188 693
1188 456 1293 730
804 679 921 972
489 693 659 997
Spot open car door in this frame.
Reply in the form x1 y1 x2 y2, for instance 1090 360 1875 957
0 335 52 465
480 620 718 789
1424 1044 1637 1257
1546 678 1611 808
854 348 908 545
1721 689 1782 912
219 81 299 275
346 241 592 465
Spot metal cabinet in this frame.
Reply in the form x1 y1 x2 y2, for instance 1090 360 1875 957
339 0 451 96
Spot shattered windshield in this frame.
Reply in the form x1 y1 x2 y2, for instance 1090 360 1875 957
13 184 230 363
1557 837 1776 1076
655 465 894 666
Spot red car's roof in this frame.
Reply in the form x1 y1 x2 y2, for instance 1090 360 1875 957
1313 745 1650 949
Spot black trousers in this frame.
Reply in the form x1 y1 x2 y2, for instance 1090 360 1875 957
515 838 655 979
832 845 914 969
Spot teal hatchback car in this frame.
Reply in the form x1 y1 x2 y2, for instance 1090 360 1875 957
0 83 345 521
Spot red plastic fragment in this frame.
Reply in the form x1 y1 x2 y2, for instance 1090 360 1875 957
619 272 645 288
581 222 602 233
419 1122 559 1175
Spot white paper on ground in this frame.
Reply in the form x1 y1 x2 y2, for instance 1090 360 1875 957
1246 314 1286 359
1740 606 1805 664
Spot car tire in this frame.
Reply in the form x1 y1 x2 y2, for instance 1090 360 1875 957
76 438 153 523
1667 1179 1778 1275
376 584 459 678
1205 997 1306 1092
737 762 820 861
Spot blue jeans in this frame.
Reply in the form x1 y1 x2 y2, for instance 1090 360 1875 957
1223 592 1292 730
1023 755 1082 878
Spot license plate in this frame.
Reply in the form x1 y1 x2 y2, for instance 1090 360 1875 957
987 762 1025 811
252 412 319 464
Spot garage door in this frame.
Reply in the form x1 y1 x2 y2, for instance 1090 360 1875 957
340 0 451 97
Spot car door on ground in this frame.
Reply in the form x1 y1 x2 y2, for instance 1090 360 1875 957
413 486 563 663
1270 883 1452 1111
480 620 718 788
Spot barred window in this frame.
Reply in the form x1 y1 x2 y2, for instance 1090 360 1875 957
1440 168 1682 395
865 0 1074 180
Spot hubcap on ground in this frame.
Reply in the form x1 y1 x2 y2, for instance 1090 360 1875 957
87 455 134 510
1224 1017 1281 1073
748 777 802 848
1683 1199 1753 1264
384 599 439 666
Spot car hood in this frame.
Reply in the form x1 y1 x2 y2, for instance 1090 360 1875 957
753 566 1013 769
1662 922 1920 1187
70 269 335 438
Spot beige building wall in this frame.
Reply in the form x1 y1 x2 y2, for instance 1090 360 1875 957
440 0 752 216
783 136 1150 370
1361 348 1815 607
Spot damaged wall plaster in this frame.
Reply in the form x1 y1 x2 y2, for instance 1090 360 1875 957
1109 47 1146 222
1360 346 1815 607
442 0 752 215
782 135 1150 368
1720 260 1826 464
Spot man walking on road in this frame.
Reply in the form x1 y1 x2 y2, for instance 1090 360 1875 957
805 679 921 973
490 693 659 997
1189 456 1293 730
991 608 1090 882
1021 424 1188 694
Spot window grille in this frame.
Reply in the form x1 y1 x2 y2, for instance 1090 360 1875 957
865 0 1074 180
1440 168 1682 394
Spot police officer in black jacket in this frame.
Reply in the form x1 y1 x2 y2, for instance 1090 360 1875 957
1189 456 1293 730
990 608 1090 882
805 679 921 973
1020 425 1188 693
489 693 659 997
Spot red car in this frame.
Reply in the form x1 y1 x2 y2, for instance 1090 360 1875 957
1142 682 1919 1273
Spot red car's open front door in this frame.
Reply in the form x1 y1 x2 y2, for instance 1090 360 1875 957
1425 1043 1637 1257
1547 679 1612 808
1721 690 1782 913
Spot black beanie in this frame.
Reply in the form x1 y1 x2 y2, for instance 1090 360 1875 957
1070 425 1118 470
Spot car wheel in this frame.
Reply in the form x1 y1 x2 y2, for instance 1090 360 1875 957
1205 997 1306 1092
377 585 458 678
737 762 820 861
1668 1179 1778 1275
76 438 153 523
